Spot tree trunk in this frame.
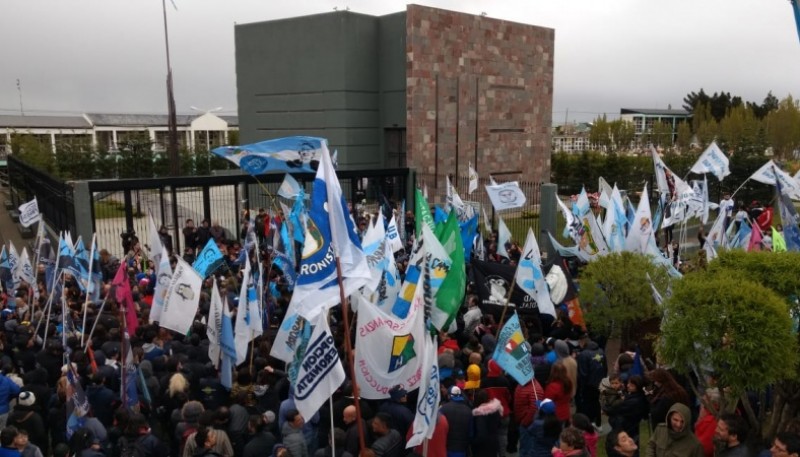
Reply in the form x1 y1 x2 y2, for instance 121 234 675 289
765 392 786 442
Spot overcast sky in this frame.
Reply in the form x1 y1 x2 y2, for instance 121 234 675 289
2 0 799 123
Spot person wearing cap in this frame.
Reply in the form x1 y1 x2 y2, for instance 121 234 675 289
528 399 561 457
0 360 21 428
378 385 414 439
7 392 46 453
464 364 481 394
440 386 472 457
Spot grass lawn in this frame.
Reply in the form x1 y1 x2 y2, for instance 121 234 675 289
93 200 127 219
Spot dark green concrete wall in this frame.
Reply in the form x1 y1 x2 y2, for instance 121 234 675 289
235 10 406 170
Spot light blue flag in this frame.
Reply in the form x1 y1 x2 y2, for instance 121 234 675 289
434 206 449 226
212 136 328 175
0 246 11 292
123 330 138 409
220 353 233 390
278 173 303 199
220 307 237 360
732 223 752 249
70 238 88 291
57 235 74 272
279 218 296 267
290 189 307 244
492 313 534 385
460 214 479 260
193 238 224 278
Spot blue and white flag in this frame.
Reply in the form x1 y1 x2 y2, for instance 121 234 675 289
149 251 173 323
234 250 260 365
407 332 440 449
123 330 138 409
289 147 370 321
290 189 307 244
497 216 512 258
220 298 235 389
776 175 800 251
278 173 303 200
573 187 591 218
65 365 90 438
147 213 163 267
516 229 555 317
602 185 628 252
193 238 224 278
14 248 35 290
393 224 451 319
751 160 800 198
492 313 534 385
71 237 89 291
212 136 328 175
8 243 20 293
624 184 654 255
485 181 527 211
362 213 389 294
386 215 404 253
0 246 11 291
690 141 731 181
294 312 345 421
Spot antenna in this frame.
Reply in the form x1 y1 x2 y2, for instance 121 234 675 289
16 79 25 116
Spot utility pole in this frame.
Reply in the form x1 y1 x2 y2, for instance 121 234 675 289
162 0 180 176
16 79 24 116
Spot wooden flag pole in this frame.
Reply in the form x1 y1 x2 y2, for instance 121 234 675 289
498 270 519 327
334 257 367 454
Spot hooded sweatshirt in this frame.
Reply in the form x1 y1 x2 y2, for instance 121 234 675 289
482 360 512 418
471 398 503 457
646 403 704 457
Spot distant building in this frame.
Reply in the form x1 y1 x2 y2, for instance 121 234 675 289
0 112 238 154
552 122 592 153
234 5 554 183
619 108 690 144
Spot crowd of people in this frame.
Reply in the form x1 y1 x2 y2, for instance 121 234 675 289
0 202 798 457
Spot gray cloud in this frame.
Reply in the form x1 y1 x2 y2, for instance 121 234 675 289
2 0 799 123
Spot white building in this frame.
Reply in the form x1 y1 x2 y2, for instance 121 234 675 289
0 112 238 154
552 122 592 153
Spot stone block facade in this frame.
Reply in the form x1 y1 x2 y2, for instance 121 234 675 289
406 5 554 187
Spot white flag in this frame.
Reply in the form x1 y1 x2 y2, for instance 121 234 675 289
361 213 388 293
406 333 440 449
234 250 258 365
386 215 404 253
749 160 800 197
8 243 19 291
489 175 498 186
147 212 163 268
482 207 492 233
354 287 426 399
598 177 613 209
15 248 35 287
602 185 627 252
485 181 527 211
624 184 653 254
691 141 730 181
207 281 224 369
149 252 173 323
160 257 203 336
278 173 303 200
294 313 346 421
269 306 308 364
17 198 40 228
516 229 555 316
468 162 479 194
497 217 512 259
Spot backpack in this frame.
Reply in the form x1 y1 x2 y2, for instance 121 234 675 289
118 436 148 457
180 426 198 454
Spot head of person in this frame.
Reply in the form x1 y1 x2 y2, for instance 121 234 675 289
12 429 28 451
772 431 800 457
609 373 623 391
558 427 586 452
715 413 748 448
627 375 645 394
389 385 408 404
371 412 393 437
607 429 638 457
571 413 594 434
667 403 691 433
194 427 216 450
1 427 18 448
343 405 357 425
286 409 304 429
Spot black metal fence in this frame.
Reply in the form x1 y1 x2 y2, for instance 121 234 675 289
8 156 76 234
416 172 542 243
9 154 411 258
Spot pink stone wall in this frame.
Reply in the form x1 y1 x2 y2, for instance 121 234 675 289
406 5 554 188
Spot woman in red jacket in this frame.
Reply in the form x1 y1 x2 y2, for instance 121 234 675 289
545 361 574 423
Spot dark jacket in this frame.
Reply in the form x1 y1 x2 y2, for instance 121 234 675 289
377 401 414 439
281 422 308 457
576 341 606 390
604 390 650 440
8 405 47 451
370 429 402 457
646 403 704 457
242 432 276 457
471 398 503 457
440 400 473 453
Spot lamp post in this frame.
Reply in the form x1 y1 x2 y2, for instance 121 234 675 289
161 0 179 176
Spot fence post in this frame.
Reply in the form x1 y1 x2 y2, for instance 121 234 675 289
72 181 94 245
539 183 558 260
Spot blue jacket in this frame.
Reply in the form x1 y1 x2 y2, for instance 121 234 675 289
0 374 21 414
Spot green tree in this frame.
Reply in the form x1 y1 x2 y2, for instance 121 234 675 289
609 119 635 151
579 252 672 347
718 104 764 157
589 115 611 151
676 121 692 151
117 133 153 178
11 134 56 174
93 147 118 179
661 250 800 442
765 96 800 160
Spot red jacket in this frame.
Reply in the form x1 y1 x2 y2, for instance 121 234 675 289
406 413 449 457
544 380 571 422
513 379 545 427
483 360 512 418
694 408 717 457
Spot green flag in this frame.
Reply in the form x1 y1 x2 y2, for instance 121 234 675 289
773 227 787 252
433 210 466 331
415 188 435 237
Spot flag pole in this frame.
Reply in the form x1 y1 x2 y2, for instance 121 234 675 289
81 233 98 348
84 294 112 353
498 272 518 328
333 257 367 453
